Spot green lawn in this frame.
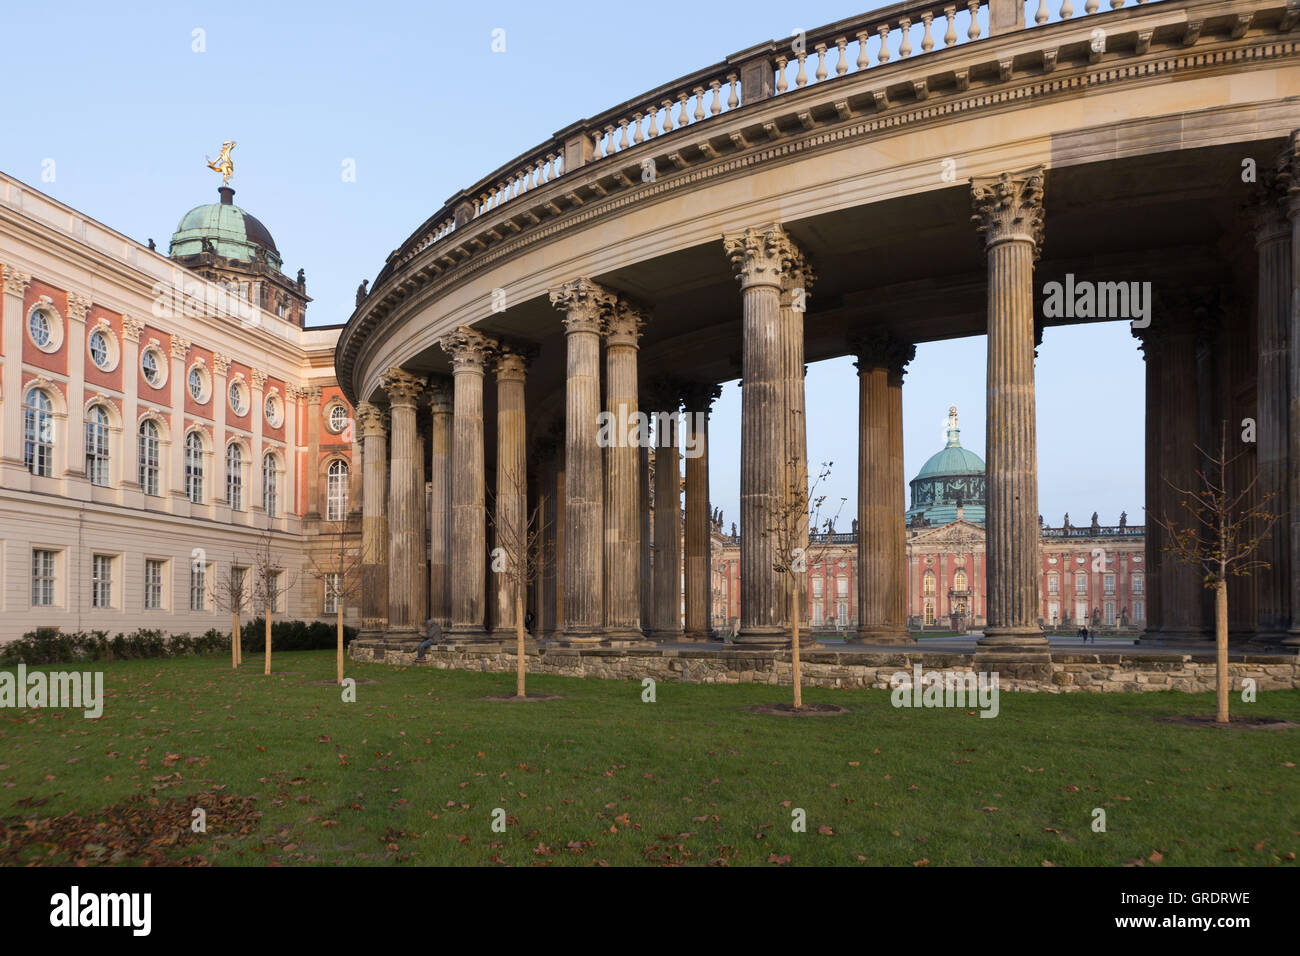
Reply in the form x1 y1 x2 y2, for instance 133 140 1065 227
0 650 1296 866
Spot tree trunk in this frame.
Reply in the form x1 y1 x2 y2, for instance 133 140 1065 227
264 604 272 676
790 580 802 709
231 612 239 669
515 587 526 698
1215 578 1229 724
337 604 345 685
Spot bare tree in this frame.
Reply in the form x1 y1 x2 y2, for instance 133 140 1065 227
487 465 550 698
211 562 249 669
765 453 847 710
307 518 363 685
1150 422 1280 724
249 530 299 676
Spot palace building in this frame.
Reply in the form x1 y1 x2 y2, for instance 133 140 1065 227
711 407 1147 636
0 171 359 643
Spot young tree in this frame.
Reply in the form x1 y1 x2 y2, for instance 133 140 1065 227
487 464 550 698
211 562 249 669
249 530 298 676
1150 422 1280 724
307 517 363 685
766 454 847 709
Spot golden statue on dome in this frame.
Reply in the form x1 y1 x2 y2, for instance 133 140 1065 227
947 405 959 430
206 141 237 185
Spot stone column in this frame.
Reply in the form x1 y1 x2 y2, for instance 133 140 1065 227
0 267 31 482
428 380 453 628
1133 329 1163 637
169 336 191 505
851 333 916 644
603 299 647 642
250 369 267 514
212 353 231 514
639 442 654 634
649 383 683 640
357 402 389 637
439 325 497 636
64 293 90 491
971 168 1049 659
305 386 323 518
491 346 530 637
381 367 426 637
415 430 428 623
1282 132 1300 645
549 278 616 643
682 382 721 640
1255 157 1294 641
725 223 799 644
283 385 298 516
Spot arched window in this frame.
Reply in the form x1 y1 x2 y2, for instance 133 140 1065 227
138 419 160 495
326 459 349 521
226 444 244 511
185 432 205 503
85 405 110 486
923 569 936 596
954 568 968 591
23 389 54 477
263 453 279 518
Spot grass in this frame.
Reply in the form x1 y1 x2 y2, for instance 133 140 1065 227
0 650 1296 866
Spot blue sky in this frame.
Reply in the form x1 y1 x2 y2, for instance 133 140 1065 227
2 0 1145 526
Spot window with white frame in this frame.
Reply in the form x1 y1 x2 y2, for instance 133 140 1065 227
190 563 207 611
229 380 248 416
144 559 164 610
923 570 936 595
92 554 114 609
1132 573 1144 594
86 405 111 486
185 432 205 503
327 460 349 520
1104 573 1116 593
188 365 209 403
139 419 161 496
28 308 53 348
24 388 54 477
1074 573 1088 595
88 328 113 370
1047 572 1060 595
1134 600 1145 621
31 549 56 607
263 453 279 518
226 444 243 510
327 404 348 434
141 347 165 388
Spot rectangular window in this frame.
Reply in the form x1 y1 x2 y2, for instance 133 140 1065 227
190 564 206 611
812 603 823 627
1047 575 1059 595
1104 573 1116 593
812 579 824 598
835 577 848 598
324 572 341 614
836 602 848 627
31 549 56 607
145 559 164 610
1134 600 1145 621
1132 575 1144 594
1075 575 1088 594
92 554 113 609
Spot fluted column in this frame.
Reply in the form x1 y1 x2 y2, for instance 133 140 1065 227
725 223 799 644
603 299 647 642
683 382 720 640
781 254 814 631
639 441 654 633
851 333 916 644
357 402 389 637
428 380 453 628
649 384 683 640
169 337 191 505
305 386 323 518
972 168 1048 657
1133 329 1163 637
1282 131 1300 644
381 367 426 636
439 326 497 636
0 267 31 482
491 346 530 637
549 278 616 643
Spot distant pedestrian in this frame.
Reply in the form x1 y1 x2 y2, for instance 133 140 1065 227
524 610 535 635
1081 625 1093 644
415 619 443 662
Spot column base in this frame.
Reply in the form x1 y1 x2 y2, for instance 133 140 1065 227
649 629 684 643
603 628 651 646
735 626 786 646
849 628 916 645
1257 629 1300 648
447 624 495 643
558 626 604 646
680 630 714 643
975 628 1050 661
1139 627 1212 645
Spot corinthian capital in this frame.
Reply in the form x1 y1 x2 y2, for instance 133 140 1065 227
250 368 269 390
723 223 799 291
549 277 617 335
355 401 388 439
170 335 191 360
122 315 146 342
439 325 499 373
493 344 531 382
2 266 31 296
970 167 1046 257
380 366 428 407
850 331 916 382
66 292 91 322
605 297 647 348
427 378 454 414
212 351 233 375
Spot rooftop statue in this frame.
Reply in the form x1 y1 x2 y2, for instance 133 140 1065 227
205 140 236 186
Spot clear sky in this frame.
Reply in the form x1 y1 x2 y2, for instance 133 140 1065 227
2 0 1145 526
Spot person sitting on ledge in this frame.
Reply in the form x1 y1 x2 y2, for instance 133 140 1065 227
415 619 444 662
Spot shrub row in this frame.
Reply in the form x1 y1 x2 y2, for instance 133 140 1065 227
1 620 358 666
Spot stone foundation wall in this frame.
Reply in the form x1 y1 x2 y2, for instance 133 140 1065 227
348 639 1300 694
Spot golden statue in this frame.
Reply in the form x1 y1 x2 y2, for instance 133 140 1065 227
206 141 237 185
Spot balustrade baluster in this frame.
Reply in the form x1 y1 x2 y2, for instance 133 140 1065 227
647 106 660 137
1061 0 1074 15
1035 0 1049 23
694 86 707 118
877 25 891 64
921 13 934 52
967 1 981 40
677 92 690 127
834 38 848 75
1085 0 1099 12
662 100 675 132
709 79 723 114
944 5 958 46
633 112 645 144
726 74 739 109
604 125 615 156
543 155 553 182
1110 0 1124 8
856 31 870 69
594 130 605 159
814 43 828 81
618 119 630 151
899 19 912 57
795 51 808 87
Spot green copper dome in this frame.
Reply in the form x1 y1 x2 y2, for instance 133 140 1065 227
907 406 986 526
168 187 282 269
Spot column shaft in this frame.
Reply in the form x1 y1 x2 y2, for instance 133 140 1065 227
603 303 645 640
357 403 389 636
381 368 426 635
429 383 453 628
683 385 719 639
491 349 529 636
